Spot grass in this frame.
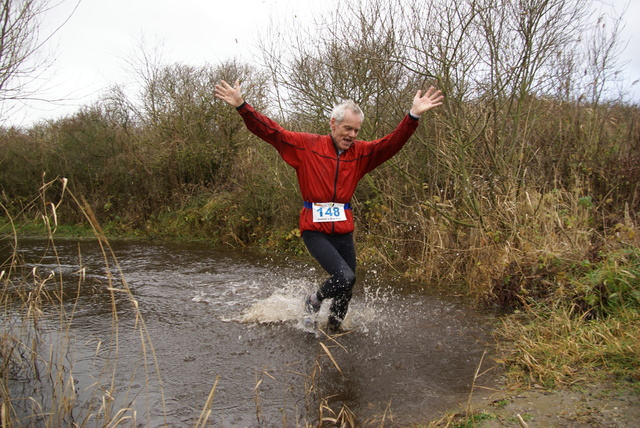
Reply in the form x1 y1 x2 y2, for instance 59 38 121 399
496 247 640 390
413 221 640 427
497 304 640 390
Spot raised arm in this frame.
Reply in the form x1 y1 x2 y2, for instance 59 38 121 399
409 86 444 117
214 79 245 108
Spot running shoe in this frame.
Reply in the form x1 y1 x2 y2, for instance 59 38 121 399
303 293 321 334
327 315 350 334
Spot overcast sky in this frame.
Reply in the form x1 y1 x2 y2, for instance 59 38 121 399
3 0 639 127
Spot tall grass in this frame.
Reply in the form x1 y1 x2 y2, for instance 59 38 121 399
0 179 168 427
496 246 640 389
498 304 640 389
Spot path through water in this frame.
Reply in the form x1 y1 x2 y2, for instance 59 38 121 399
3 237 497 427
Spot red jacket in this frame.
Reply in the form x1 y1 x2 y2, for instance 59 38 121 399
237 102 420 234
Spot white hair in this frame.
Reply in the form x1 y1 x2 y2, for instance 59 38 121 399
330 99 364 124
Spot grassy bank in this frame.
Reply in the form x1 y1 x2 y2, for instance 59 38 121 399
498 247 640 389
426 244 640 427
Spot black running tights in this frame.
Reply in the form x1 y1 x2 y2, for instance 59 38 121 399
302 230 356 323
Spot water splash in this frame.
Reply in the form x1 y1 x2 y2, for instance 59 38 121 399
234 280 403 339
240 287 305 324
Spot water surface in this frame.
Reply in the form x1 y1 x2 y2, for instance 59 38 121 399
3 237 497 427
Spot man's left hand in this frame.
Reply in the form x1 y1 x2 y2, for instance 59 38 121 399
410 86 444 117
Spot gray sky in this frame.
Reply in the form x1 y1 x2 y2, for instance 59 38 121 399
5 0 306 125
4 0 639 127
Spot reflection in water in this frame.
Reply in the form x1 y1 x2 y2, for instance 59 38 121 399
3 237 497 426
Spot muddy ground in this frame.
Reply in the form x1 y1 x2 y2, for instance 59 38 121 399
441 382 640 427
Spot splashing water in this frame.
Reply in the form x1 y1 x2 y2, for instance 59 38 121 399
240 280 312 324
236 278 428 341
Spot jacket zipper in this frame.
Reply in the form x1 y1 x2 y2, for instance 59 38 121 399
331 152 341 234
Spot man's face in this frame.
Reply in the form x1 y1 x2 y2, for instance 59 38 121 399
330 110 362 152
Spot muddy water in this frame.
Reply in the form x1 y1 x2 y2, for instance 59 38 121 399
5 238 497 427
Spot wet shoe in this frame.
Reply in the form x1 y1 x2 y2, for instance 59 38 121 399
326 323 351 335
302 317 317 334
303 293 321 334
304 293 321 314
326 315 350 334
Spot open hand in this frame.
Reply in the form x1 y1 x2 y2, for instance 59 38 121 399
410 86 444 117
214 79 244 107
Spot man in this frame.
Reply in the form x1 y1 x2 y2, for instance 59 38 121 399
214 80 443 333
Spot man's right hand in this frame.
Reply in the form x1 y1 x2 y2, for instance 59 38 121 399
214 79 244 107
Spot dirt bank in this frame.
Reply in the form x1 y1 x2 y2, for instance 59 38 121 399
452 383 640 427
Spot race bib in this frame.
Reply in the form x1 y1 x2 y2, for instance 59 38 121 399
311 202 347 222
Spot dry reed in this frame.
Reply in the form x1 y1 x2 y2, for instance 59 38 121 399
1 178 167 427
